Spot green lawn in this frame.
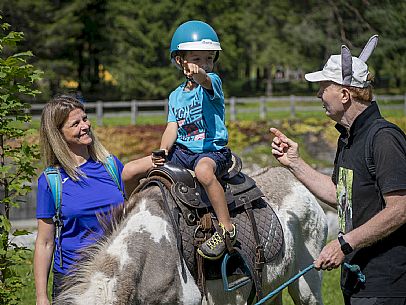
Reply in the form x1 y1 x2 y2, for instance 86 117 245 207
17 252 53 305
282 268 343 304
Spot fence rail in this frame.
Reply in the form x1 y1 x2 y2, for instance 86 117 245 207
30 94 406 125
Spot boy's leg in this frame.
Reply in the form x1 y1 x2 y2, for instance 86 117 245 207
194 157 233 231
194 157 236 260
122 156 153 197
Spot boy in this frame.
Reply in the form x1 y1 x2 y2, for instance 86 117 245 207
122 20 236 260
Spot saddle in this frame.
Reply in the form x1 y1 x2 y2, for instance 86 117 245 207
144 154 284 300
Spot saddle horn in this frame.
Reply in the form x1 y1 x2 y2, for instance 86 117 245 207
358 35 379 63
341 45 353 86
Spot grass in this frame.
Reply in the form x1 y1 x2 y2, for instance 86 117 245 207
14 251 53 305
282 268 343 304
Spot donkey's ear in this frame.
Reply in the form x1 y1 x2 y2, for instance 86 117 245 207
341 45 352 86
358 35 379 62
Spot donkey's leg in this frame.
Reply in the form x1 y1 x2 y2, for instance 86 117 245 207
286 188 326 305
204 279 252 305
287 272 323 305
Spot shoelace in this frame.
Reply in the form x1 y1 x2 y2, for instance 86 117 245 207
207 232 224 250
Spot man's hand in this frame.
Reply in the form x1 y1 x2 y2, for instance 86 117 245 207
314 239 345 271
270 127 300 168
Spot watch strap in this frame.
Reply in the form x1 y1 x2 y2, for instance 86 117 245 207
338 234 353 255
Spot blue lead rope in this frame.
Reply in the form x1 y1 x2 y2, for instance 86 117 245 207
254 264 315 305
343 262 366 283
254 263 365 305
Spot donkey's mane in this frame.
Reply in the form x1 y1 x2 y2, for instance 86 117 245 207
97 175 170 238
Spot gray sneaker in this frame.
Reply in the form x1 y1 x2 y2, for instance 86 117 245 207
197 224 236 260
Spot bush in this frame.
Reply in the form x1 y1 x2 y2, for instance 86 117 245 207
0 16 42 304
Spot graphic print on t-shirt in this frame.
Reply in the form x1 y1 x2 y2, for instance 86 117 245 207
174 93 206 142
337 167 353 233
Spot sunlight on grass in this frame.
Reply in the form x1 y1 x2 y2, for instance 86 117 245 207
281 268 343 305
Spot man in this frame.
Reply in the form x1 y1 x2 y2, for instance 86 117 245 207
271 35 406 305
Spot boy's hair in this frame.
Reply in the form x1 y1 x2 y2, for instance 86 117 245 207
172 50 187 59
172 49 218 59
40 94 110 180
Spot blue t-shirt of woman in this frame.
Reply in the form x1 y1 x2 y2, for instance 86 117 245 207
36 156 125 274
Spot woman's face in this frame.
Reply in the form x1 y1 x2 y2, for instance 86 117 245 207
61 108 92 150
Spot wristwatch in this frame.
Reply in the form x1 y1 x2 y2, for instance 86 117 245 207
338 233 353 255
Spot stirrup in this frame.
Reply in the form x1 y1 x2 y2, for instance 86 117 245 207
221 251 252 292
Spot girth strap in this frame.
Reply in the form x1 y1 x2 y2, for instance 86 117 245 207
244 201 264 300
194 213 212 297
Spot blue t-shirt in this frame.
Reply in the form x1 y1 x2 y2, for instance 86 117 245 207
36 156 125 274
167 72 228 153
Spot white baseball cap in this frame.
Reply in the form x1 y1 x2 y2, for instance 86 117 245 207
305 55 370 88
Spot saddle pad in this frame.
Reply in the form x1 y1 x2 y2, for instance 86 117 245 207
178 197 283 280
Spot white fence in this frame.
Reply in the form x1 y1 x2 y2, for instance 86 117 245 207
30 94 406 125
11 93 406 221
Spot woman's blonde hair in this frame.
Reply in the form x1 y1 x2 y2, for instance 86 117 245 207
40 95 110 180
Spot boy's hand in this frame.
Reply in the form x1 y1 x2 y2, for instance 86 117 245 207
151 149 167 167
183 60 212 90
183 60 201 79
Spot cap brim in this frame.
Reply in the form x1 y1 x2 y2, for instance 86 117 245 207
304 71 329 82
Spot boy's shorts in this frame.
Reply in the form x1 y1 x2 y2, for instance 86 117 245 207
167 144 232 177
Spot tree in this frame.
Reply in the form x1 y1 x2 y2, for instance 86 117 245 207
0 16 42 304
1 0 404 100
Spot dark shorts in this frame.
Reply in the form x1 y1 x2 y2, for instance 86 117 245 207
344 296 406 305
167 144 232 177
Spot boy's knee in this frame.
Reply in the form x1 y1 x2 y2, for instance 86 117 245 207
195 167 216 186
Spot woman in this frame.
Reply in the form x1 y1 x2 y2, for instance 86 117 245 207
34 95 125 305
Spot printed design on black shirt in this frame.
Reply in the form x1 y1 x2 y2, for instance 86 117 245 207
337 167 354 233
173 92 206 142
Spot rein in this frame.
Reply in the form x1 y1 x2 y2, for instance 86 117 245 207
254 263 366 305
139 176 187 281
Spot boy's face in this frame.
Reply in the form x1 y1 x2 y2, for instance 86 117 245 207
179 50 216 72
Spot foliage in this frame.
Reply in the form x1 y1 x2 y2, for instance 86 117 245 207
0 16 42 304
0 0 405 100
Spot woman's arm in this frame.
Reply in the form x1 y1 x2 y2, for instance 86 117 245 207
34 218 55 305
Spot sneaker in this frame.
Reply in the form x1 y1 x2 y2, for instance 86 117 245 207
197 223 236 260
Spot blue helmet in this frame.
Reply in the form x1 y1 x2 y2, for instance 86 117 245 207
170 20 222 62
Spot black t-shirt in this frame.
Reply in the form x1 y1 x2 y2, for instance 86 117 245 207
332 101 406 297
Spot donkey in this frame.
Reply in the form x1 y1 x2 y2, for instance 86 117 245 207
55 166 327 305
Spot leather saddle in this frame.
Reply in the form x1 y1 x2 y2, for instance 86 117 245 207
145 154 284 299
148 154 264 225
